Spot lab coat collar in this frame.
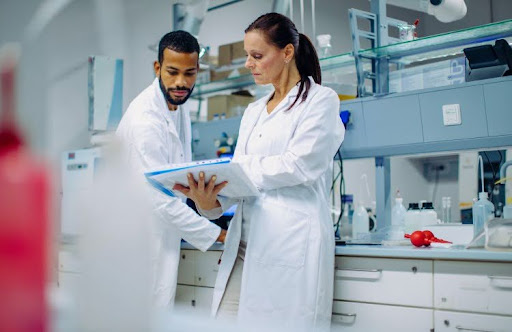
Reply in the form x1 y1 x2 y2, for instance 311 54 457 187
250 76 316 110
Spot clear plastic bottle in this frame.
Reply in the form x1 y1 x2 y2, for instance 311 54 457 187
441 196 452 223
316 34 332 58
391 192 407 228
472 192 495 236
352 201 369 240
340 194 354 239
404 203 421 234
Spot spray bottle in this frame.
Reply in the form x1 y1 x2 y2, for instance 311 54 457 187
472 155 495 236
0 45 51 332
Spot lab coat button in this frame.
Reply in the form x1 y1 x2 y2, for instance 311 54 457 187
259 134 262 138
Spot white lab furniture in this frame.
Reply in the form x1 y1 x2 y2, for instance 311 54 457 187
176 243 512 331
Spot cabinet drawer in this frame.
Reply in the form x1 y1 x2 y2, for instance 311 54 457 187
175 285 213 315
177 250 196 285
434 261 512 315
363 94 424 147
340 101 367 152
434 309 512 332
419 85 487 142
334 256 433 307
195 251 221 287
484 79 512 137
331 300 433 331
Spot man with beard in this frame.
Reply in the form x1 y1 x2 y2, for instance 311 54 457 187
116 30 227 308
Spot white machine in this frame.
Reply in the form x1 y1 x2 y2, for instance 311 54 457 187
60 147 102 237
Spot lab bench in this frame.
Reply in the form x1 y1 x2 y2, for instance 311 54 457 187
176 243 512 332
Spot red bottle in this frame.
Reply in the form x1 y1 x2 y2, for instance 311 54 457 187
0 48 51 331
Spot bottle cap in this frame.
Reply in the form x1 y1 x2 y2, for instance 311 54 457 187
422 202 434 209
478 192 488 200
408 203 420 210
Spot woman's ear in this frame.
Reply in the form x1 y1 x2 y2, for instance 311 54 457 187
284 43 295 63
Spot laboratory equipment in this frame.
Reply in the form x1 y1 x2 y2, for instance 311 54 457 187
463 39 512 82
397 23 415 41
88 56 123 131
60 148 102 237
390 191 406 238
387 0 467 23
352 202 369 239
484 218 512 252
498 160 512 219
404 203 421 234
420 202 438 227
441 196 452 223
316 34 332 58
472 156 495 236
339 194 354 239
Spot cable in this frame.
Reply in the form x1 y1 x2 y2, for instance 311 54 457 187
483 151 497 202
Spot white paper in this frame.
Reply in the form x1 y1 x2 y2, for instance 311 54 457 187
145 158 260 198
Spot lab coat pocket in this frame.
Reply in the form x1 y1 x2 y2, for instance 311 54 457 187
249 200 310 268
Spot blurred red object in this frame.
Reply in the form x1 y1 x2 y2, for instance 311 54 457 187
405 230 452 247
0 47 51 332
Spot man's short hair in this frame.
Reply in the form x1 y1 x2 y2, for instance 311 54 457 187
158 30 200 63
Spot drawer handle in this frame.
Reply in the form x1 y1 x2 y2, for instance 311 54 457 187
488 275 512 289
455 326 495 332
335 268 382 280
333 312 357 317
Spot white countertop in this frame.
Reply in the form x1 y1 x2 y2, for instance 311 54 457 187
181 241 512 262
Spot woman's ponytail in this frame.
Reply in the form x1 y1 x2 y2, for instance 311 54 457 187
289 33 321 109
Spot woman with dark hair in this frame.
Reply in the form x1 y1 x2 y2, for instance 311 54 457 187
196 12 344 331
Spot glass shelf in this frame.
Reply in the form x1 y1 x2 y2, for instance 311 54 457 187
191 52 355 98
359 19 512 62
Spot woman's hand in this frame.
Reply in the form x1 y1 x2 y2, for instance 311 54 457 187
172 171 228 211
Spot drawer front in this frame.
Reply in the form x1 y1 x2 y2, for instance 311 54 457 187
331 300 433 332
334 257 433 307
434 310 512 332
340 101 367 152
195 251 221 287
419 85 487 142
484 79 512 137
363 95 424 147
434 260 512 315
177 250 196 285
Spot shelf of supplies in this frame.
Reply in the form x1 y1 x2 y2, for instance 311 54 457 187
359 19 512 62
191 52 355 98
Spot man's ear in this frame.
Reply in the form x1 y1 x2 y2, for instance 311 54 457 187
154 60 161 77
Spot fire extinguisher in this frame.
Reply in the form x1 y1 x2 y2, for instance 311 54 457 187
0 46 51 332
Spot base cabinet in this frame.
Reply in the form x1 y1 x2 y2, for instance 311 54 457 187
175 284 214 315
434 310 512 332
331 301 433 332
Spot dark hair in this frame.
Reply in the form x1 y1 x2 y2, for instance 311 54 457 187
158 30 200 64
245 12 321 109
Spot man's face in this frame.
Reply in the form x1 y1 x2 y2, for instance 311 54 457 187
154 48 199 106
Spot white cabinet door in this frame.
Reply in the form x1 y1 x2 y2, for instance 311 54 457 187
175 284 196 312
194 287 214 314
177 250 196 285
434 310 512 332
331 300 433 332
434 261 512 315
334 256 433 307
195 251 221 287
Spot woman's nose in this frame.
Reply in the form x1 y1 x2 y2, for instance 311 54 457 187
245 57 253 69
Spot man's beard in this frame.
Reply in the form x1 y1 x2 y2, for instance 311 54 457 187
159 77 194 106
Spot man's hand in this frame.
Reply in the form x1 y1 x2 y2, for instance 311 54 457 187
217 229 227 243
172 171 228 210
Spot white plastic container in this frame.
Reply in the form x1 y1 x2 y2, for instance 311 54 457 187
472 192 495 235
404 203 421 234
392 197 407 227
352 202 369 239
420 202 438 228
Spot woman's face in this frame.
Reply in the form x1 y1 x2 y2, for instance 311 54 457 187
244 30 287 85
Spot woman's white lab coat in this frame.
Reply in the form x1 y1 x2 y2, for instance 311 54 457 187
116 78 220 307
211 78 345 331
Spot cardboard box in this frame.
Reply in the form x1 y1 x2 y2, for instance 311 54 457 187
218 44 231 66
207 94 254 121
210 66 251 82
230 41 246 64
217 40 245 66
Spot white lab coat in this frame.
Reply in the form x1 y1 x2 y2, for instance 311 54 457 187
210 77 345 331
116 78 220 307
